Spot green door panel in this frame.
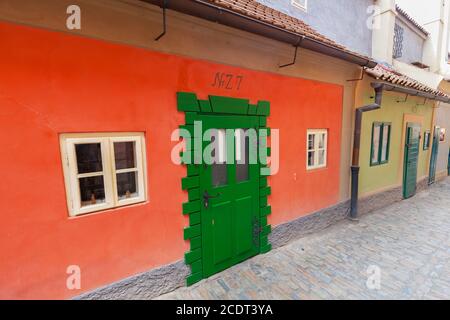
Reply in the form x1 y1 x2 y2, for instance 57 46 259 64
403 123 421 199
212 201 233 265
235 195 254 255
429 126 440 184
198 114 260 278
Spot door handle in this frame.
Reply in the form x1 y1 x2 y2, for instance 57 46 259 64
203 191 222 208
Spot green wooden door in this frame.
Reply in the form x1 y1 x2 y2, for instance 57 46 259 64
198 114 260 277
429 126 440 184
403 123 421 199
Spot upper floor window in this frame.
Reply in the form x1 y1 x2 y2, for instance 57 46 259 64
307 129 327 170
60 133 147 217
393 23 404 59
291 0 307 11
371 122 391 166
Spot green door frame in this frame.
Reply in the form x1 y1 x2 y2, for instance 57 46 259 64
403 122 421 199
429 126 440 185
178 92 272 286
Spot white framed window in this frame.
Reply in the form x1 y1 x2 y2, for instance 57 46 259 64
60 133 147 217
306 129 328 170
291 0 307 11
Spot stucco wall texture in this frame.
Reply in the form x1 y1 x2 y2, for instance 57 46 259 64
355 77 434 196
395 18 425 64
436 82 450 177
435 104 450 175
0 0 361 203
256 0 373 57
0 21 344 299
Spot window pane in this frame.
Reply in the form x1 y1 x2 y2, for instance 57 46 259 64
372 125 381 164
318 133 326 149
318 150 325 166
212 164 227 187
79 176 105 207
308 134 315 151
236 129 249 183
381 125 390 162
75 143 103 174
211 129 227 164
211 130 227 187
114 141 136 170
424 132 430 149
308 151 315 167
116 172 138 200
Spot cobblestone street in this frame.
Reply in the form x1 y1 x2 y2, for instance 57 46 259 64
158 178 450 300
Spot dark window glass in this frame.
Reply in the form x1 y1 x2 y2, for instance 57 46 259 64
114 141 136 170
212 164 227 187
423 131 430 150
308 134 315 150
308 151 315 167
116 172 138 200
236 130 249 182
371 124 381 165
211 130 227 187
79 176 105 206
75 143 103 174
381 125 390 162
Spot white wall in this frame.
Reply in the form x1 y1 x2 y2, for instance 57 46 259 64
396 0 450 76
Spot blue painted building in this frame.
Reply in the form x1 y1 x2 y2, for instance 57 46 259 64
256 0 373 57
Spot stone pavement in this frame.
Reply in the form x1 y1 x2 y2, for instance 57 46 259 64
157 177 450 300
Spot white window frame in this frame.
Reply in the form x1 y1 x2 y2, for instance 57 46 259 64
60 132 147 217
291 0 307 11
306 129 328 170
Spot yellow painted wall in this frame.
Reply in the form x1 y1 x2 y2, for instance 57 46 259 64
355 77 434 196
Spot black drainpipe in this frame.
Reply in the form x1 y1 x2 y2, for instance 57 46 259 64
349 83 384 219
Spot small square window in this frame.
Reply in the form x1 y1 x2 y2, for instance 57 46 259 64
291 0 307 11
306 129 328 170
371 122 391 166
60 133 147 216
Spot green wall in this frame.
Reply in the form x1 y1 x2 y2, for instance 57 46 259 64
357 81 434 196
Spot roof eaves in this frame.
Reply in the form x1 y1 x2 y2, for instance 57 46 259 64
366 64 450 100
395 5 429 36
143 0 376 68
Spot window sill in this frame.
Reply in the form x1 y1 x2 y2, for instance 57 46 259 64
68 199 148 219
370 161 390 167
306 166 328 173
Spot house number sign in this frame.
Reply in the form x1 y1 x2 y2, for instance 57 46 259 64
211 72 244 90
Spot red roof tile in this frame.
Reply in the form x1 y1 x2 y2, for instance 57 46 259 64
366 64 449 98
203 0 371 61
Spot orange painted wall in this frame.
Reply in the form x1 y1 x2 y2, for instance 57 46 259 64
0 22 342 299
